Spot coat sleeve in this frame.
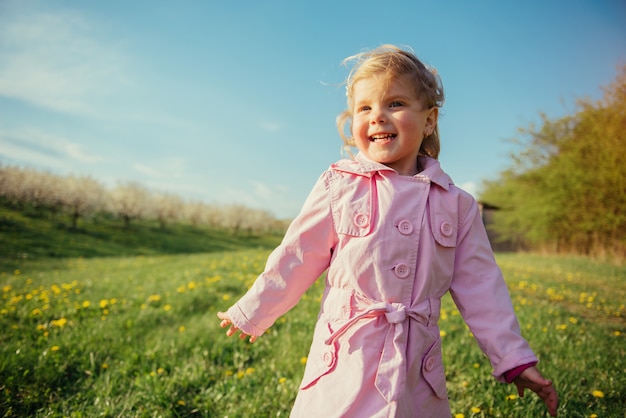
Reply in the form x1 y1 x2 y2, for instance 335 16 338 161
448 193 538 382
227 172 336 336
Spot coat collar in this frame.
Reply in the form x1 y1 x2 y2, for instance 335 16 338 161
330 153 453 191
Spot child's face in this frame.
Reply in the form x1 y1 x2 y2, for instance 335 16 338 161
351 74 437 175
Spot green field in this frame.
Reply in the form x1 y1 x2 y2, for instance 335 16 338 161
1 208 624 417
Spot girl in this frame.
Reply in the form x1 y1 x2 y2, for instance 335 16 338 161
217 45 558 417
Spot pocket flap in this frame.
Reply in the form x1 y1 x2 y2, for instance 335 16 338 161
299 323 338 390
421 337 448 399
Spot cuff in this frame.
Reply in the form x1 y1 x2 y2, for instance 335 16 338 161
504 361 537 383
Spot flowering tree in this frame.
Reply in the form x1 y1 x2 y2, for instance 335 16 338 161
60 175 106 229
107 181 151 228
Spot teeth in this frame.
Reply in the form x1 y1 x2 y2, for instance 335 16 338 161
370 133 396 142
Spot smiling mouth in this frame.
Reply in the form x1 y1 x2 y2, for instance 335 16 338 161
369 133 396 143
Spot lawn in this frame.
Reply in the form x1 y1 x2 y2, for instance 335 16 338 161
1 250 624 417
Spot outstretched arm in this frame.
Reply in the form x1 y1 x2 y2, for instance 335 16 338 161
217 311 258 343
513 366 558 417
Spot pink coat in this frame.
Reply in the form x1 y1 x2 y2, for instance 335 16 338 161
227 154 538 417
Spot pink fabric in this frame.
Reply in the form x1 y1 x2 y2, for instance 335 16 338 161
227 154 538 417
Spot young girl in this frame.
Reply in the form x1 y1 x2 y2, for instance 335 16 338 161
218 45 558 417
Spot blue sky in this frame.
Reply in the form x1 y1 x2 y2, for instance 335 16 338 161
1 0 624 218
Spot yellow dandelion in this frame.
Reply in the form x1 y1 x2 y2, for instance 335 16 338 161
279 377 287 384
82 300 91 308
177 285 186 293
102 363 109 369
300 356 308 365
471 407 481 413
164 304 172 311
614 331 621 337
506 394 518 401
224 370 234 377
14 269 20 275
2 285 11 292
439 330 447 337
568 317 578 324
148 294 161 302
473 363 480 368
157 367 165 374
245 367 255 375
237 371 245 379
99 299 109 309
31 308 42 316
454 414 465 418
50 345 60 352
51 317 68 328
592 390 604 398
590 414 598 418
222 294 231 301
177 400 186 406
179 325 186 333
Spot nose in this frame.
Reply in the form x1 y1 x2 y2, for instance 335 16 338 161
370 107 386 125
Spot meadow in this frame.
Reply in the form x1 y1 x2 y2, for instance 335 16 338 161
0 206 624 417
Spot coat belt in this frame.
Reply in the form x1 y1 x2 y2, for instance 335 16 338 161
324 299 432 403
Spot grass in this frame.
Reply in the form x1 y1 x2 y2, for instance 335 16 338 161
0 205 282 268
0 206 624 417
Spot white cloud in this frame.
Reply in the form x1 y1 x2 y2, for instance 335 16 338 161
459 181 479 198
260 122 284 132
0 4 131 116
132 157 186 180
0 127 104 167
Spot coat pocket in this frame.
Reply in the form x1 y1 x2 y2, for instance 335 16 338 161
299 322 338 390
421 337 448 399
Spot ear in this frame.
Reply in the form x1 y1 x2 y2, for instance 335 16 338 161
425 107 438 132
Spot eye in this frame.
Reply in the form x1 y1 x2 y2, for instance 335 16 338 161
389 101 404 108
357 105 371 113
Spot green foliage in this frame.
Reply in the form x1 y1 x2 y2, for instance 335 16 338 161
1 251 624 417
480 66 626 258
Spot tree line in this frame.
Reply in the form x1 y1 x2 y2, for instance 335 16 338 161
480 65 625 260
0 164 289 235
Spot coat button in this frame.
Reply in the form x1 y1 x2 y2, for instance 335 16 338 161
354 213 369 228
394 263 410 279
397 220 413 235
440 222 453 237
425 357 436 372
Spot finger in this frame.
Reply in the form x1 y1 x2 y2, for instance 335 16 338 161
226 325 239 337
249 335 257 343
220 319 231 328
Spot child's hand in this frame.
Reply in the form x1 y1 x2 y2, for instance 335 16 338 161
513 366 558 416
217 311 258 343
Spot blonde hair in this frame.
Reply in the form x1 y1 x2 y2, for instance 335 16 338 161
337 44 445 159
